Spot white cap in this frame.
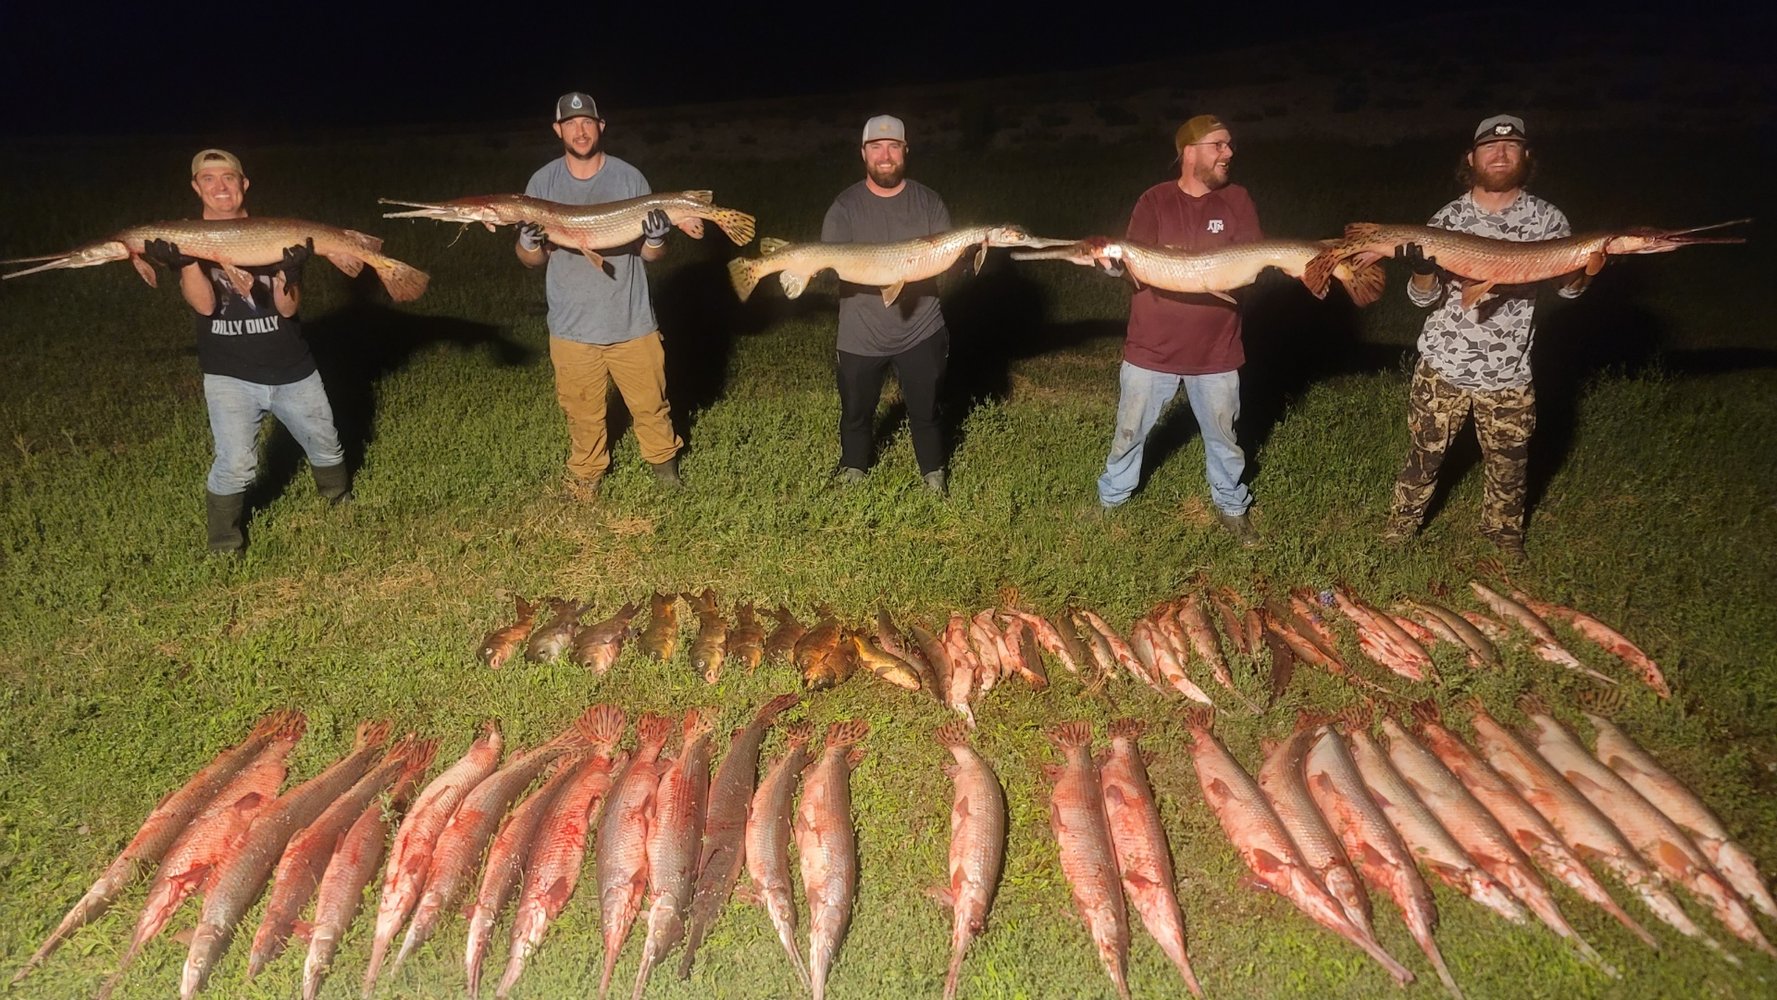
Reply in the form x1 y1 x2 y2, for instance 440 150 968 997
862 115 906 144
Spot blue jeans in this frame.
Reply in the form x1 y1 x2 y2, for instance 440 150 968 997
204 372 345 495
1097 362 1250 513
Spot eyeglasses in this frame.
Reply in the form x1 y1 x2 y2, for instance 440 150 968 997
1187 140 1235 152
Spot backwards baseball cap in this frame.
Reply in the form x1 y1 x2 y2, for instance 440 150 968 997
862 115 906 145
555 92 602 122
190 148 243 178
1175 114 1228 151
1473 114 1528 145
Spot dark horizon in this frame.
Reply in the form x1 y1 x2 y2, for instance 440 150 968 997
6 4 1770 141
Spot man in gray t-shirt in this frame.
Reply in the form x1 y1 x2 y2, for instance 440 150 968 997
821 114 954 494
517 91 684 495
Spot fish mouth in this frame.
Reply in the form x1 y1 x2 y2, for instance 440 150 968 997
377 198 498 224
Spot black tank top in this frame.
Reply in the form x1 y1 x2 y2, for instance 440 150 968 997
193 262 317 384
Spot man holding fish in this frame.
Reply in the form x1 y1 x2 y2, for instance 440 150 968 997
1097 114 1262 548
518 92 684 498
1381 114 1588 560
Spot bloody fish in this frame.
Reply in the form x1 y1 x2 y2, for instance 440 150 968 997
481 597 540 669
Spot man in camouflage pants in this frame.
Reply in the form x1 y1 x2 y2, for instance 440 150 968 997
1382 114 1589 560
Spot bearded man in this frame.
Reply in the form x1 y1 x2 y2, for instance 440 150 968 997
1096 113 1263 547
1381 114 1589 560
518 91 683 497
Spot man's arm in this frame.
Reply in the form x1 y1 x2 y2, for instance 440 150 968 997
820 199 850 244
1125 193 1158 244
1406 206 1457 307
1545 206 1588 299
178 263 216 315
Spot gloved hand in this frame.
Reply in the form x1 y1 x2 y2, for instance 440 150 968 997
641 208 671 247
518 223 547 252
279 238 314 293
142 238 196 270
1395 243 1439 276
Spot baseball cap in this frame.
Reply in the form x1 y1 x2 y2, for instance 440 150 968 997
1473 114 1528 145
190 148 243 178
862 115 906 145
1175 114 1228 151
555 92 602 122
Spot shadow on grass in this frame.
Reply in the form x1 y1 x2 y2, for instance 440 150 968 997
658 257 772 449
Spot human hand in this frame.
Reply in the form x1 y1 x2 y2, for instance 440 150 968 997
641 208 671 247
142 238 195 270
518 223 547 252
279 238 314 293
1394 243 1439 276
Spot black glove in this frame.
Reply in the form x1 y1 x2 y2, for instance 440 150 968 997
142 238 195 270
641 208 671 247
1395 243 1439 276
518 222 547 251
279 238 314 293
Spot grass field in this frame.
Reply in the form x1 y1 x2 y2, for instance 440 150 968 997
1 121 1772 1000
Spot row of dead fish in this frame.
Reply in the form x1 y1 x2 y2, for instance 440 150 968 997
1172 700 1776 998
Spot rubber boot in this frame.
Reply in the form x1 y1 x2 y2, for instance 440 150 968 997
651 455 683 489
206 490 246 555
312 462 353 504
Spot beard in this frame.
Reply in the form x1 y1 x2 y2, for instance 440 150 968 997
1195 160 1230 190
1475 157 1530 193
867 161 904 188
564 134 602 162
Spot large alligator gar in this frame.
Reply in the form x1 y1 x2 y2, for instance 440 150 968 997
379 191 756 266
1014 235 1386 305
1305 218 1749 310
3 218 429 301
727 225 1066 305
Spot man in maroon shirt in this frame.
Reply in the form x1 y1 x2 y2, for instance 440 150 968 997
1097 114 1262 547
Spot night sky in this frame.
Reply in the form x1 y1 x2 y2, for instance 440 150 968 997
4 3 1769 138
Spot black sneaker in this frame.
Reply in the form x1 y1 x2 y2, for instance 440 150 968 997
1215 509 1262 549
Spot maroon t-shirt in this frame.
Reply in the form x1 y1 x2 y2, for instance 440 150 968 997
1123 181 1262 374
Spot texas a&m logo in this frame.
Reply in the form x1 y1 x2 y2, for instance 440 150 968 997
1207 219 1225 234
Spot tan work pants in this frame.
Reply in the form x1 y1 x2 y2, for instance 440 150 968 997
549 332 682 481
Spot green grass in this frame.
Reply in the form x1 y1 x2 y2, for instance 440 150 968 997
1 124 1773 1000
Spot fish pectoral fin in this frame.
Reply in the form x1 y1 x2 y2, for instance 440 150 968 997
1584 252 1606 276
222 264 254 297
1211 290 1238 305
677 218 706 239
1235 874 1275 895
130 255 158 287
1459 279 1496 311
972 242 988 274
578 245 611 275
172 926 198 947
779 271 808 299
880 279 906 306
542 877 575 909
924 884 957 909
290 919 315 943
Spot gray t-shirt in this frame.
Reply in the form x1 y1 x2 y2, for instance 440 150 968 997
524 155 657 345
1408 191 1579 390
820 179 951 356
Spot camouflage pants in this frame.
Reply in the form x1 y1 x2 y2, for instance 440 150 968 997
1388 360 1536 542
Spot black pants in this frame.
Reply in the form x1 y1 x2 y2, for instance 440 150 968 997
836 328 949 475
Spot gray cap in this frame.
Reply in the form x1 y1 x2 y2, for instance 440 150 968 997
862 114 906 145
1473 114 1528 145
555 92 601 122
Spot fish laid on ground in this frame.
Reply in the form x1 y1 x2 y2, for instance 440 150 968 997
797 720 870 1000
245 735 422 979
1103 719 1204 998
595 713 676 1000
1258 716 1374 942
763 606 808 665
1007 609 1082 675
97 723 306 999
632 710 717 999
1210 591 1249 656
1180 593 1260 709
847 630 923 691
1332 588 1436 683
363 721 505 995
1467 585 1618 685
3 217 430 301
796 613 849 691
465 754 580 1000
1014 234 1388 305
880 609 943 700
1411 703 1656 949
728 226 1062 305
639 592 681 663
933 721 1007 1000
1380 717 1612 973
302 743 435 1000
498 707 629 999
1132 614 1218 706
1345 723 1528 927
1514 592 1672 699
481 597 540 670
746 721 816 991
1304 218 1748 310
1186 709 1415 985
1044 721 1130 1000
684 589 729 684
183 721 392 999
380 191 756 266
1519 700 1774 956
14 709 306 986
1586 710 1777 920
397 709 599 969
526 598 587 664
572 602 640 674
1401 599 1500 668
730 603 768 674
907 620 954 706
1071 608 1121 689
679 694 799 979
996 614 1035 686
1078 608 1158 690
1467 703 1729 958
942 614 980 726
968 609 1008 690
